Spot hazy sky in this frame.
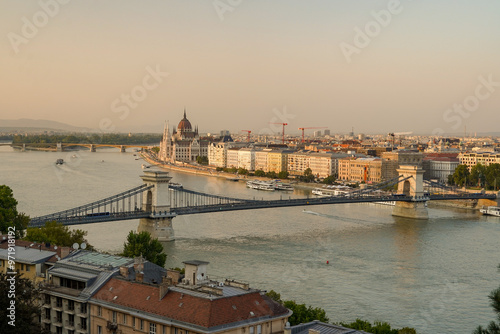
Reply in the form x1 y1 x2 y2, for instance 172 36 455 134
1 0 499 135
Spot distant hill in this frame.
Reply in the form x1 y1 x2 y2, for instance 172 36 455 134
0 119 94 133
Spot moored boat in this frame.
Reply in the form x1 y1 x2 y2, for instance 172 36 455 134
246 180 275 191
480 206 500 217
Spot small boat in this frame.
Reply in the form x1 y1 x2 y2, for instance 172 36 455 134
312 186 351 197
169 183 183 189
373 201 396 206
271 180 293 191
55 159 64 165
480 206 500 217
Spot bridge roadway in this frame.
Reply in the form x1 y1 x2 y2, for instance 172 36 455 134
28 192 496 227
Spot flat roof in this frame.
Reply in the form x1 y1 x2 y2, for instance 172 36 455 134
0 246 56 264
183 260 210 266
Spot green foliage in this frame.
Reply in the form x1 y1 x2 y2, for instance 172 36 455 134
196 156 209 165
151 146 160 154
12 133 162 145
0 185 30 238
278 171 289 179
224 167 237 173
485 164 500 190
265 290 328 326
266 171 278 179
283 300 329 325
0 273 50 333
473 284 500 334
322 175 336 184
254 170 266 177
121 231 167 267
216 167 224 172
25 221 93 249
340 319 416 334
298 168 315 183
452 164 470 187
470 163 487 187
238 167 249 175
170 267 185 275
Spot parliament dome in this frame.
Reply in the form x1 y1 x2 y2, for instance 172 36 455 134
177 110 192 132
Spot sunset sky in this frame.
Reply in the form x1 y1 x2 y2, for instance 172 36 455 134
1 0 499 135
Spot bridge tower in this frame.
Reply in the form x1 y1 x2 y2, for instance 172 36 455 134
137 170 176 242
90 144 96 152
56 142 63 152
392 165 429 219
120 145 126 153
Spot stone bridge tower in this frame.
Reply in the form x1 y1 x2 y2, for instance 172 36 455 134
392 165 429 219
137 170 176 241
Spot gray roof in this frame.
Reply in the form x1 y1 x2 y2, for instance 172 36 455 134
49 266 98 281
290 321 372 334
0 246 55 264
183 260 210 266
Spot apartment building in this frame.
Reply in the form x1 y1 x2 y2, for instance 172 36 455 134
90 260 291 334
238 147 256 171
255 149 272 172
268 150 294 173
339 157 383 183
459 151 500 171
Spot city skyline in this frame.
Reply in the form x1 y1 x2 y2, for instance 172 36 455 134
1 0 500 134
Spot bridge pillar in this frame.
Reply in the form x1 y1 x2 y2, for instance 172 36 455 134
120 145 126 153
22 143 26 152
392 165 429 220
90 144 96 152
138 170 175 241
56 142 63 152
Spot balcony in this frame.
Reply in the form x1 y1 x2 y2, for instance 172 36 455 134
52 316 62 326
41 283 82 297
107 321 118 331
65 320 75 330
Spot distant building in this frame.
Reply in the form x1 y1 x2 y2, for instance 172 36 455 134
268 150 294 173
287 151 348 178
90 260 291 334
159 110 212 163
459 151 500 171
323 129 330 136
255 149 272 172
313 130 322 138
238 147 256 171
207 135 235 168
381 150 423 180
339 157 383 183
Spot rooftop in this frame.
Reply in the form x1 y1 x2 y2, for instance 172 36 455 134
61 250 134 270
0 246 55 264
290 320 372 334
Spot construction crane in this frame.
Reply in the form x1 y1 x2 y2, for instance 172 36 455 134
269 122 288 144
388 132 413 147
241 130 251 143
298 127 327 143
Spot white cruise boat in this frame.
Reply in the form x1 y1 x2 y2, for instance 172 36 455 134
480 206 500 217
246 180 275 191
312 185 352 197
270 180 294 191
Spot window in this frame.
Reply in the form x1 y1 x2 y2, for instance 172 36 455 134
97 305 102 316
69 314 74 327
44 323 51 331
56 311 62 323
26 265 30 272
132 317 136 328
140 319 144 330
45 308 50 320
44 294 51 305
68 300 74 311
80 317 87 330
68 331 75 334
97 325 102 334
123 314 127 324
56 327 62 334
20 263 24 271
112 311 117 322
150 323 157 334
257 325 262 334
80 303 87 314
56 297 62 308
250 327 254 334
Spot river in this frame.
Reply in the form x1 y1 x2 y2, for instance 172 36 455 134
1 146 499 333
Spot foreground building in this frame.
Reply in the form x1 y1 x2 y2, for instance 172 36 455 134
459 151 500 171
338 157 383 183
91 260 291 334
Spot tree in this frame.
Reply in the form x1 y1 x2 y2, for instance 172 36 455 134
265 290 328 326
470 163 487 187
485 164 500 190
323 175 336 184
266 171 277 179
25 221 93 249
277 171 289 179
196 156 208 165
0 185 30 239
301 168 315 183
254 170 265 177
452 164 470 187
151 146 160 154
0 273 50 333
237 167 249 175
121 231 167 267
473 279 500 334
340 319 416 334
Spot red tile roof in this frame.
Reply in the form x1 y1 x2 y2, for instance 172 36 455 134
93 278 289 328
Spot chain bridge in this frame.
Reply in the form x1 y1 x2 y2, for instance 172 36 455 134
29 167 498 241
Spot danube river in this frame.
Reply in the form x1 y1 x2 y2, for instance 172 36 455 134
1 146 499 333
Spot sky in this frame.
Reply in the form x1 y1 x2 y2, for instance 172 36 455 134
1 0 500 135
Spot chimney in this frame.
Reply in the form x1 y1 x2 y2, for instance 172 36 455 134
159 277 171 300
166 269 180 285
119 266 129 278
136 272 144 283
60 247 71 259
134 256 144 273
